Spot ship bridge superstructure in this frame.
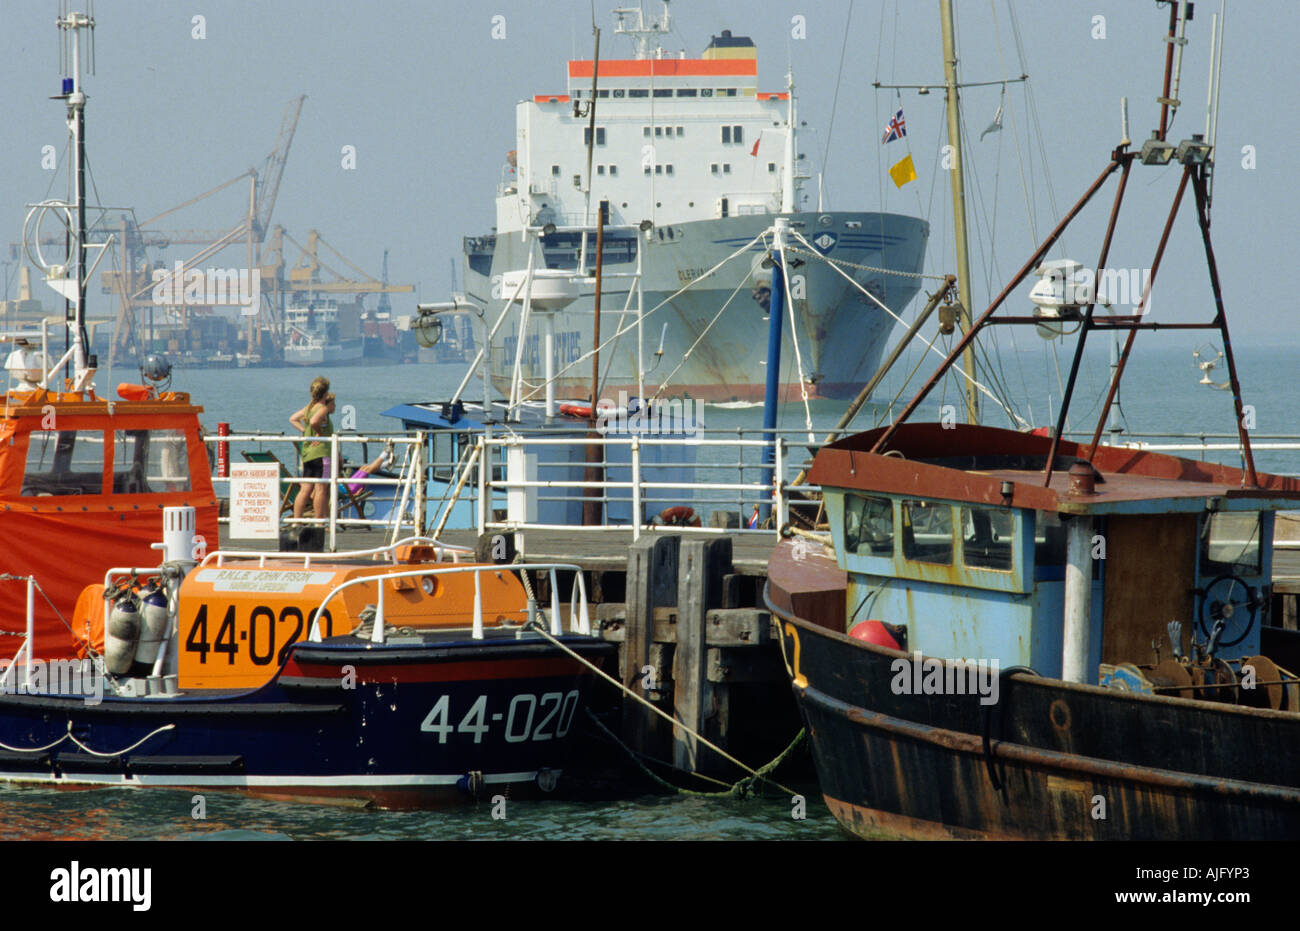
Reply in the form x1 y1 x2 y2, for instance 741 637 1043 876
499 29 801 235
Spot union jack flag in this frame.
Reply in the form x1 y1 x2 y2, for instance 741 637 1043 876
882 108 906 144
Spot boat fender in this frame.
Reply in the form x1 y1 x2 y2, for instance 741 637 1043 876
848 619 906 650
105 590 142 675
133 581 170 668
559 403 594 418
116 383 154 401
657 505 701 528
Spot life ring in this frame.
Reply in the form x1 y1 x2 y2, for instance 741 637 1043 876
657 505 701 528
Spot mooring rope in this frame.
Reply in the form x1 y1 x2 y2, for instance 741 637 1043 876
63 722 176 758
522 619 799 797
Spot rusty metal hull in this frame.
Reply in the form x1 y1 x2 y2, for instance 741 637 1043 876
770 603 1300 841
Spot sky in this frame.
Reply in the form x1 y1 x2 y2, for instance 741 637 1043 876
1 0 1296 345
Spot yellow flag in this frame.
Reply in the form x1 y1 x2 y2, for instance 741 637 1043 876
889 154 917 188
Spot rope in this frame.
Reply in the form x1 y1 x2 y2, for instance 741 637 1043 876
512 231 769 406
0 732 70 754
521 620 798 797
783 246 951 282
585 707 807 799
64 722 176 758
788 230 1029 428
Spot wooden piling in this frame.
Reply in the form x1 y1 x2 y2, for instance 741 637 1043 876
622 534 679 759
674 536 733 774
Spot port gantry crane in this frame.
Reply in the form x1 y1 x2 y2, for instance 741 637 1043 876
100 95 306 365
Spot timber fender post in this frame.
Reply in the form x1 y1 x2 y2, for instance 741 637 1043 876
674 536 734 776
622 534 680 760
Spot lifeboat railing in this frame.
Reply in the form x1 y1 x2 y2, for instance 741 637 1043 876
305 562 591 643
199 536 474 568
0 575 38 693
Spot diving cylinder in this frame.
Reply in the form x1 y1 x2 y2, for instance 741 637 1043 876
133 582 169 668
104 592 142 675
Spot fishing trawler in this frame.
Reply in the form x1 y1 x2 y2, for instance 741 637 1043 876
0 6 613 808
464 2 929 403
765 4 1300 840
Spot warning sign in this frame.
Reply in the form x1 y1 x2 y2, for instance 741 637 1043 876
229 462 280 540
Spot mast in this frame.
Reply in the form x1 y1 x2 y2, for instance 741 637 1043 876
781 72 796 214
939 0 978 424
59 6 96 383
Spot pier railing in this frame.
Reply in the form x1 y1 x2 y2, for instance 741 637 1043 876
207 425 820 548
474 426 820 540
208 431 429 549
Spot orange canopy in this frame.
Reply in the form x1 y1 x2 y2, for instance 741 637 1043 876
0 390 219 661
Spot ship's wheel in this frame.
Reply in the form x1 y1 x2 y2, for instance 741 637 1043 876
1198 574 1258 648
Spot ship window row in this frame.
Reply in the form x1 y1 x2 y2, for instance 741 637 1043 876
572 88 740 100
721 125 745 144
711 163 732 174
583 127 607 146
644 164 675 175
644 126 686 138
555 163 621 177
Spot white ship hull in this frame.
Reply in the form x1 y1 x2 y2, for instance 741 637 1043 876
464 211 929 402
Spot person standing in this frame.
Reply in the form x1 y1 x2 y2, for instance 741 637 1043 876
290 376 335 521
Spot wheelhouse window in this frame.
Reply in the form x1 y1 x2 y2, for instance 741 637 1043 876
22 430 105 496
902 500 953 565
1201 512 1262 575
843 494 894 557
961 506 1014 571
1034 511 1067 567
112 429 190 494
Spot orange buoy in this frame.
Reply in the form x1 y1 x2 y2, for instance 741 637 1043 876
117 383 153 401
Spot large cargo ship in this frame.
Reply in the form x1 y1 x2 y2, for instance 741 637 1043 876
462 4 929 403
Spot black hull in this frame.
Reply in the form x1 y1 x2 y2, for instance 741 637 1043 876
0 635 615 809
768 598 1300 840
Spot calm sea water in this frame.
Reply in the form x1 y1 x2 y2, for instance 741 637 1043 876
15 337 1294 841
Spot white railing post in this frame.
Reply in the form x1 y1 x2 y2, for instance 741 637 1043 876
413 432 426 536
576 570 590 635
549 568 562 636
24 576 34 692
472 568 484 640
631 434 642 542
372 577 386 643
477 436 489 534
775 436 786 530
328 433 340 551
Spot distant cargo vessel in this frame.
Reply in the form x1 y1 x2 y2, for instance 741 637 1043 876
462 3 929 402
283 301 363 366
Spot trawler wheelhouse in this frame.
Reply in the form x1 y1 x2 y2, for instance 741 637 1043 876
812 423 1287 677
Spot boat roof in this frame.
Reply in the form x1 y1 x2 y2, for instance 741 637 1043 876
382 399 589 431
1 388 204 420
809 423 1300 516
